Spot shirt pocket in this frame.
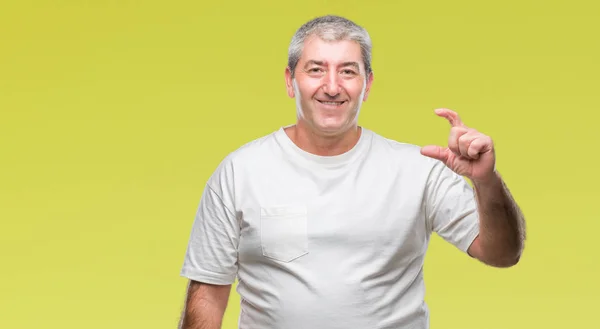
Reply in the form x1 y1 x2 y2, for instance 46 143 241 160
260 204 308 262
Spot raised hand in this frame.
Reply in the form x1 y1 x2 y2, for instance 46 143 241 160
420 108 496 183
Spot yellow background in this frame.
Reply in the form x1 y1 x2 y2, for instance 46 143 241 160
1 1 598 328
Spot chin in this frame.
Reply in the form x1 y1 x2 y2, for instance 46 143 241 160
298 108 359 136
313 121 353 136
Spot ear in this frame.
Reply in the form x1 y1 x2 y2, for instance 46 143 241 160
362 71 374 101
285 67 295 98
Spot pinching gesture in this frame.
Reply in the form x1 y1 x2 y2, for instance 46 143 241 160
420 108 496 183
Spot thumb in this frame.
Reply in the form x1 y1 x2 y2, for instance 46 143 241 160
420 145 449 162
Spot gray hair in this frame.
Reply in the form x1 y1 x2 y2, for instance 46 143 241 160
287 15 373 79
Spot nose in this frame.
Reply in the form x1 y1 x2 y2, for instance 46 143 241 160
322 70 341 97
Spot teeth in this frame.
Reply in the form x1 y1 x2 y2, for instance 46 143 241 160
321 101 343 105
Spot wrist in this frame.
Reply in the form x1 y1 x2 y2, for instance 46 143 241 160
471 170 502 189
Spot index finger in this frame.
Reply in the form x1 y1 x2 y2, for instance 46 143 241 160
434 108 467 128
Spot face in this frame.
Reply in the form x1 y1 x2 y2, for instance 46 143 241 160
285 35 374 137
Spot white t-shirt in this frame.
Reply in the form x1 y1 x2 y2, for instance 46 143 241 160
180 126 480 329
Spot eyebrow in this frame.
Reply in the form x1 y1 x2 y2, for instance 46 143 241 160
303 60 360 71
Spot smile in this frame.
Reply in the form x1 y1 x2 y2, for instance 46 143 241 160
316 100 347 106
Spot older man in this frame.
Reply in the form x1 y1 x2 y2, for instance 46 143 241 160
178 15 526 329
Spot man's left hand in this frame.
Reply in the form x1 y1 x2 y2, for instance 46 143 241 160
420 108 497 184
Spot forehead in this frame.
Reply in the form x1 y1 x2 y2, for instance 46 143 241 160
299 35 363 67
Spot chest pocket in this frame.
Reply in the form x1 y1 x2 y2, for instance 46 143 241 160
260 205 308 262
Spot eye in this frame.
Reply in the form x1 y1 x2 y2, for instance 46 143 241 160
305 67 326 77
341 69 358 76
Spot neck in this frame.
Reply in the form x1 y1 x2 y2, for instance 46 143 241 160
285 121 362 156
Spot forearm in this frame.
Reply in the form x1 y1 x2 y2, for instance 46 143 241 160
179 282 230 329
179 298 225 329
472 171 526 266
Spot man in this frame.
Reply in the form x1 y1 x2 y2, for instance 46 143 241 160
178 15 526 329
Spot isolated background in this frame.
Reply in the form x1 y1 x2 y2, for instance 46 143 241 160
1 1 598 328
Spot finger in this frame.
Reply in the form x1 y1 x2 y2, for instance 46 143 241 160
468 136 493 158
458 131 480 159
420 145 451 163
435 108 467 128
448 126 469 156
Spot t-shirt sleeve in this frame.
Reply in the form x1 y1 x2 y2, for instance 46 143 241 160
425 160 480 253
180 168 240 285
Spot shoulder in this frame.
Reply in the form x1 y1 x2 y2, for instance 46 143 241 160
206 129 280 185
224 129 281 164
366 129 467 196
366 128 440 168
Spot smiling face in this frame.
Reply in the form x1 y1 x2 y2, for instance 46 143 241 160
285 34 374 137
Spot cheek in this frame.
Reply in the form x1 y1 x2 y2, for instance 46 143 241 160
347 83 366 99
296 79 323 96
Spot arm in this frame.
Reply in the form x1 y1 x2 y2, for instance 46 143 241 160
467 172 526 267
179 280 232 329
179 159 240 328
420 108 527 268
